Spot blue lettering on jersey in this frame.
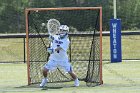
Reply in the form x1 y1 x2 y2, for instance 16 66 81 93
55 40 63 44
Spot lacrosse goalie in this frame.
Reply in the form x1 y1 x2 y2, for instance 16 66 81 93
40 25 79 87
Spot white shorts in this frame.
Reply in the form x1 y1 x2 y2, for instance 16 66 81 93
44 60 73 72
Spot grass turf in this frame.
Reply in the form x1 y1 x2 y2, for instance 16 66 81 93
0 35 140 93
0 61 140 93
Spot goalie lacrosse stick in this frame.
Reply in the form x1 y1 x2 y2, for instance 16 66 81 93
46 19 61 59
34 19 60 50
47 19 60 36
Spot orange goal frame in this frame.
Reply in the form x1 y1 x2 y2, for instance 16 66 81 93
25 7 103 85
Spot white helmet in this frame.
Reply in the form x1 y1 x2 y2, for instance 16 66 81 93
59 25 69 39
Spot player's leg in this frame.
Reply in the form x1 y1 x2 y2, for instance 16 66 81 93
68 70 79 87
40 60 57 87
40 67 49 87
60 61 79 86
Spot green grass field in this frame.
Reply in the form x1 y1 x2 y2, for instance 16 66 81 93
0 61 140 93
0 35 140 93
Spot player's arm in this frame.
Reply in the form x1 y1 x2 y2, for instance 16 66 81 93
51 39 70 53
56 40 70 52
47 40 69 54
47 46 62 54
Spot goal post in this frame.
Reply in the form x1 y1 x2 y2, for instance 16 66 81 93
25 7 103 87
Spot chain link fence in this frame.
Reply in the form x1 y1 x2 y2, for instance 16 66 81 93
0 34 26 63
0 32 140 63
102 31 140 61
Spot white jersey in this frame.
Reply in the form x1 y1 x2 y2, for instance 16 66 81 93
49 35 70 61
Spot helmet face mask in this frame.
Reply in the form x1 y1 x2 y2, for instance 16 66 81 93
59 25 69 39
59 29 67 34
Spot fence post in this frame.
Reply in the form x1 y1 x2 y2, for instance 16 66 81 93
23 38 26 63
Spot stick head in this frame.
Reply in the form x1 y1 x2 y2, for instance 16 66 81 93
47 19 60 36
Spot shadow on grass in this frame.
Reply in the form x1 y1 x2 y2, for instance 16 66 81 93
15 83 76 90
41 86 63 90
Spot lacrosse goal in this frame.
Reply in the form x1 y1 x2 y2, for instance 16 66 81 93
25 7 103 87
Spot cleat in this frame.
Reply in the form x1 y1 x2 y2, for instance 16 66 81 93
40 78 48 88
74 78 79 87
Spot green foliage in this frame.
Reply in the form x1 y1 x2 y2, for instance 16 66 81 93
0 0 140 33
117 0 140 30
0 0 27 33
